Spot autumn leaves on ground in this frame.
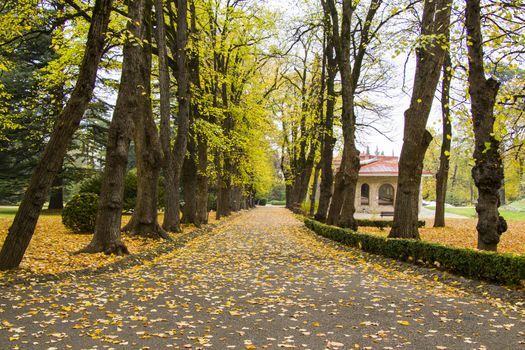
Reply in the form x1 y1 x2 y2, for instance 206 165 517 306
0 213 217 276
0 207 524 349
0 207 523 278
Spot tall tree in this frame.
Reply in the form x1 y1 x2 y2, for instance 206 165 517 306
121 1 167 238
162 0 191 232
315 24 336 222
0 0 114 269
81 0 155 254
434 48 452 228
154 0 178 233
465 0 507 251
389 0 452 239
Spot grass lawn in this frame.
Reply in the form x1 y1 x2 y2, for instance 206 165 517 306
0 206 18 218
425 205 525 221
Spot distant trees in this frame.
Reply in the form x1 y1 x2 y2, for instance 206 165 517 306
0 0 278 268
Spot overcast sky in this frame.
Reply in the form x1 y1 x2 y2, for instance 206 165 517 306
263 0 446 157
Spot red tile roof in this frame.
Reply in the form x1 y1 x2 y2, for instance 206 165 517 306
333 155 432 176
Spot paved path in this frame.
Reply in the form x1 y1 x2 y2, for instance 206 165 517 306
0 207 523 349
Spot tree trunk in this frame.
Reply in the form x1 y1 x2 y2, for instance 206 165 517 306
121 0 167 239
324 0 360 230
154 0 177 233
195 137 208 226
434 49 452 228
163 0 191 232
48 161 64 210
309 162 321 217
83 0 155 254
315 34 336 222
0 0 114 269
189 0 208 226
389 0 452 239
182 132 198 224
465 0 507 251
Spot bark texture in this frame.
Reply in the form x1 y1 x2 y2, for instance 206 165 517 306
195 137 209 226
0 0 114 269
389 0 452 239
48 161 64 210
465 0 507 251
121 1 167 239
189 1 208 226
154 0 177 233
163 0 191 232
182 131 198 224
324 0 360 230
434 50 452 228
315 34 336 222
82 0 153 254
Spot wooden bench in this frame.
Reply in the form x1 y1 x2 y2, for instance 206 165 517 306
380 211 394 218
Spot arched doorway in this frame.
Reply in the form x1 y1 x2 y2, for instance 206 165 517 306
361 183 370 205
378 184 395 205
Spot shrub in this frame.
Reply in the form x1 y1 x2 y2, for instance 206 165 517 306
258 198 267 206
62 193 99 233
78 170 160 212
269 200 286 206
356 219 425 229
304 218 525 286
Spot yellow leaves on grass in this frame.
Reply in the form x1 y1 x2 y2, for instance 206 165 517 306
0 213 214 276
360 218 525 255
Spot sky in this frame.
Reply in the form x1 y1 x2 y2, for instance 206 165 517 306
263 0 446 157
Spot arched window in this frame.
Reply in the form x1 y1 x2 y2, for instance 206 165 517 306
361 183 370 205
378 184 395 205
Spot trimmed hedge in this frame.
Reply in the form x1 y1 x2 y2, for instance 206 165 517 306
357 219 425 229
305 218 525 286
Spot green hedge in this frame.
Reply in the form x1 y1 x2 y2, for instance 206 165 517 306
305 218 525 286
357 219 425 229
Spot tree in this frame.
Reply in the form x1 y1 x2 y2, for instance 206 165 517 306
0 0 114 269
465 0 508 251
434 46 452 227
81 0 157 254
389 0 452 239
315 15 337 222
162 0 191 232
121 1 167 238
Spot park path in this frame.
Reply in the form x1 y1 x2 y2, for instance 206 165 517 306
0 207 523 349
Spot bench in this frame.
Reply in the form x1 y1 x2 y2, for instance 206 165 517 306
380 211 394 217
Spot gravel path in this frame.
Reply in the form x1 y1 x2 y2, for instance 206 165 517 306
0 207 523 349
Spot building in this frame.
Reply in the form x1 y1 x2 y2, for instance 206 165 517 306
333 155 430 215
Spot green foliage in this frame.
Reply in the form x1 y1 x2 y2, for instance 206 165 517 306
78 170 166 212
62 193 99 233
356 219 425 230
78 170 138 212
305 219 525 286
269 200 286 206
208 192 217 212
257 198 267 206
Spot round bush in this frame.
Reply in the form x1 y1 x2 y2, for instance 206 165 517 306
62 193 99 233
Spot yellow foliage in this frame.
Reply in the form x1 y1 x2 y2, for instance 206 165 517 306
0 213 218 276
